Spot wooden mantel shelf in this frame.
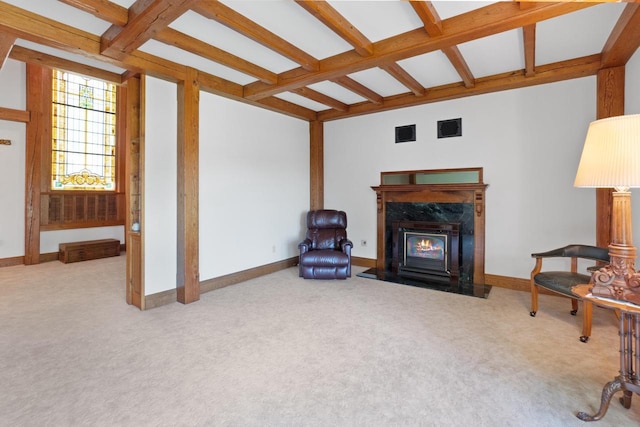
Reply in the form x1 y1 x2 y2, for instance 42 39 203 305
371 182 488 215
372 183 488 192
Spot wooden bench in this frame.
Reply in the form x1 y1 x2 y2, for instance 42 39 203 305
59 239 121 263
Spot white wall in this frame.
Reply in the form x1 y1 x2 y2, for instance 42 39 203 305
40 227 124 253
0 59 26 259
626 49 640 115
324 77 598 280
199 92 309 279
144 77 178 295
0 59 123 259
143 78 309 295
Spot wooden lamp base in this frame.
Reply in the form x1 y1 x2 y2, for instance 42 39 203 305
590 190 640 305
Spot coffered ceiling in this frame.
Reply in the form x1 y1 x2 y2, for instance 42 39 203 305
0 1 639 121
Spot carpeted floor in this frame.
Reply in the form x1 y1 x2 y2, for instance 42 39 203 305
0 256 638 426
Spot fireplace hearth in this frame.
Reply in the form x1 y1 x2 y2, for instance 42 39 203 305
358 168 491 298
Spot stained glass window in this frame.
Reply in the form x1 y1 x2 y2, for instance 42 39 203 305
52 70 117 191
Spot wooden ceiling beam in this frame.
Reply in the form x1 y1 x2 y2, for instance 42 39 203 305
318 54 602 121
9 45 123 84
100 0 197 60
58 0 129 27
0 2 186 81
291 87 348 111
0 2 109 62
60 0 278 85
256 97 318 122
197 70 317 122
120 49 183 82
410 2 443 35
295 0 373 57
0 2 308 119
380 63 425 96
0 31 16 69
410 1 474 88
518 1 538 12
330 75 383 105
194 0 319 72
245 1 593 101
601 2 640 68
442 46 475 88
523 24 536 77
154 28 278 85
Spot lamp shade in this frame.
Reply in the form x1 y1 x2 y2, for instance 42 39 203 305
574 114 640 189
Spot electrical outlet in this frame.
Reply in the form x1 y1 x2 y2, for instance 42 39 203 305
272 245 276 253
360 239 367 247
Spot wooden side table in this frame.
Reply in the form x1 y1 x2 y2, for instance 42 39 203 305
572 284 640 421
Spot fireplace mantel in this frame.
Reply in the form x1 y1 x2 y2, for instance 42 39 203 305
371 168 487 285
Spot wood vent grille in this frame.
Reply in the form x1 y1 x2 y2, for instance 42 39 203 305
41 192 124 229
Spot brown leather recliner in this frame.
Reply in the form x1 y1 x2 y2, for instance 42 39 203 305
299 210 353 280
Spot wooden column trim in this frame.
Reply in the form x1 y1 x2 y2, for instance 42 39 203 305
125 76 144 309
309 120 323 210
595 66 625 248
176 67 200 304
24 64 50 265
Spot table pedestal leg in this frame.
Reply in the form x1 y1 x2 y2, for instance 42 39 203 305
620 390 633 409
576 378 624 421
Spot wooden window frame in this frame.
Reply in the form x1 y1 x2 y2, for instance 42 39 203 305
28 65 125 232
51 70 118 192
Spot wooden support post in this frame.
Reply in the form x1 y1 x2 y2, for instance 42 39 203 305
310 120 323 210
24 64 50 265
176 67 200 304
595 66 625 248
125 76 144 309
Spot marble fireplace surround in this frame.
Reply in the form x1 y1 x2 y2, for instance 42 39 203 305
371 170 488 287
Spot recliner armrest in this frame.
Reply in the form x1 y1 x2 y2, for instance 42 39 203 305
298 238 312 254
340 238 353 254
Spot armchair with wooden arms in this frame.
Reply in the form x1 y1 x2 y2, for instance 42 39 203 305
530 244 609 343
298 210 353 280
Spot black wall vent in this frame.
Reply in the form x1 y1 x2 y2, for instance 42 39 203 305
395 124 416 143
437 118 462 138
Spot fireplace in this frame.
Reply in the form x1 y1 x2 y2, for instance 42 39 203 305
362 168 489 298
393 221 460 284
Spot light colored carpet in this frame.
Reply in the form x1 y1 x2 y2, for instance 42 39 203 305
0 256 639 427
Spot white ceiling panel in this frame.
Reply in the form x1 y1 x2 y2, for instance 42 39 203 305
3 0 112 36
109 0 136 7
397 50 461 88
328 0 423 42
138 39 257 85
274 91 331 112
220 0 353 59
458 29 524 79
432 1 493 20
536 3 625 66
348 67 412 97
307 80 368 105
170 10 300 74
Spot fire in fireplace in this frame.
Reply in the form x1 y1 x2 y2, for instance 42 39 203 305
393 221 460 284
